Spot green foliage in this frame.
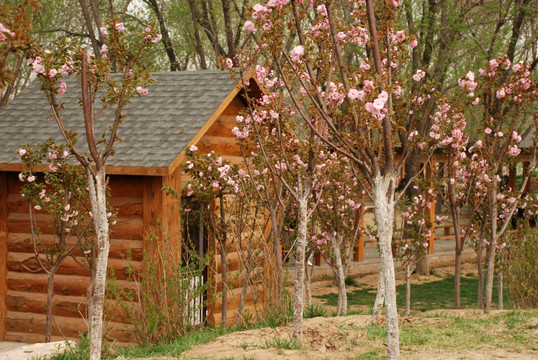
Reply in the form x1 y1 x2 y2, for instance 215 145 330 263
264 336 302 350
345 275 359 287
304 303 327 319
256 298 294 329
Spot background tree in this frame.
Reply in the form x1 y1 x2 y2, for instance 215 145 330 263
19 141 95 342
27 20 159 359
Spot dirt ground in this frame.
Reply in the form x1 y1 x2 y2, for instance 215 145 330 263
121 263 538 360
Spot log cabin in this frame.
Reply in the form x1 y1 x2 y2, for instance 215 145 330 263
0 70 265 345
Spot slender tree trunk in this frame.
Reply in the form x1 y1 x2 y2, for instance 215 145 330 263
292 194 308 345
373 175 400 360
45 270 56 342
304 248 312 309
371 261 385 324
405 263 411 315
270 211 283 304
236 266 251 326
187 0 208 69
484 187 498 314
477 238 484 308
450 196 463 308
498 271 503 310
332 235 347 315
88 168 111 360
221 248 228 327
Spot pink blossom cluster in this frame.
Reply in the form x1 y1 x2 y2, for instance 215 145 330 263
0 23 15 41
365 91 389 120
457 71 477 97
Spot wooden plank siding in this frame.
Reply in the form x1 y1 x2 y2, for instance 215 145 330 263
195 99 270 326
0 173 8 340
2 172 144 344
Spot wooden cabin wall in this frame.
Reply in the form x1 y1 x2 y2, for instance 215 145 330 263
188 96 269 326
0 172 144 344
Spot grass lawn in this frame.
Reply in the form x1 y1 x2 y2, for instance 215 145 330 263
316 273 510 312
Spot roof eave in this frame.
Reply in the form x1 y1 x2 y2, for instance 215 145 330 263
166 69 256 176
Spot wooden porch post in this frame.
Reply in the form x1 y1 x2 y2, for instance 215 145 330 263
509 164 517 190
0 173 8 341
523 162 531 193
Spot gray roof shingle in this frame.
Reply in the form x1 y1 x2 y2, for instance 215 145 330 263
0 70 239 172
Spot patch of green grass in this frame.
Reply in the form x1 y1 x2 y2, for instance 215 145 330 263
345 275 360 287
347 348 385 360
361 310 538 353
264 335 302 350
316 274 511 312
304 303 328 318
115 326 233 359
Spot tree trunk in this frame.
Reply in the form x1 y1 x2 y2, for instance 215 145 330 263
221 248 228 327
477 238 484 309
270 211 284 305
292 194 308 345
484 187 498 314
304 248 312 309
88 168 111 360
332 234 347 315
45 270 55 342
498 271 503 310
235 266 251 326
452 206 463 309
371 261 385 324
373 175 400 360
405 263 411 315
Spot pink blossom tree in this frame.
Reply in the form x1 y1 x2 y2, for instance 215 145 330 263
312 152 364 315
19 141 95 342
235 1 446 357
27 21 160 359
453 55 537 314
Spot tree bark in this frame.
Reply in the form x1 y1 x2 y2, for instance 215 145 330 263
78 0 101 57
187 0 208 69
220 248 228 327
304 248 312 309
146 0 180 71
88 168 111 360
405 263 411 315
373 174 400 360
477 238 484 309
45 271 55 342
498 271 503 310
371 261 385 324
332 234 347 315
484 187 498 314
292 193 308 345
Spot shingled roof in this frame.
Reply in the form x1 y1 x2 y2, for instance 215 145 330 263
0 70 249 176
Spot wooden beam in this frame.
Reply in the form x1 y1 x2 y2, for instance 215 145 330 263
522 162 531 193
509 164 517 190
0 173 8 340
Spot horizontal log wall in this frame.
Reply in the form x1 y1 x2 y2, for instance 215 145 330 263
2 172 144 343
197 97 270 326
